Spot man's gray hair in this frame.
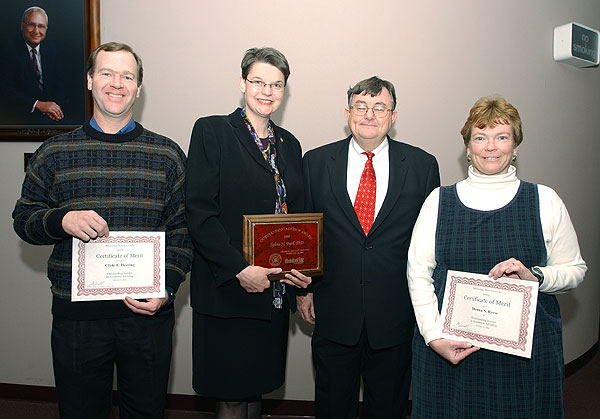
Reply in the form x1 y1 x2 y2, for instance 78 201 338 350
22 6 48 24
347 76 397 110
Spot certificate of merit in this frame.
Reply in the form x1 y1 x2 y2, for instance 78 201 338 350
71 231 165 302
440 270 539 358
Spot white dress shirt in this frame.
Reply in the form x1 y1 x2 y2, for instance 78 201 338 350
26 44 42 78
25 43 42 112
347 138 389 219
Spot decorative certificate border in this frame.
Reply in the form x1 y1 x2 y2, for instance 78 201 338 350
440 270 538 357
74 235 162 296
71 231 165 301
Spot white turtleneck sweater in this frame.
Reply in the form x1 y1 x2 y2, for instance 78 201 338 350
407 165 587 345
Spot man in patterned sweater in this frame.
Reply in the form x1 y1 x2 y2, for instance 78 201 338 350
12 42 192 419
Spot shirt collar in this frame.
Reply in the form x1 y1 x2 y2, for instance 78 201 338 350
25 43 39 54
89 116 136 134
349 136 389 158
466 165 518 189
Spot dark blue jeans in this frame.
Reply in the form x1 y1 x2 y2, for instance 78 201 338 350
51 307 174 419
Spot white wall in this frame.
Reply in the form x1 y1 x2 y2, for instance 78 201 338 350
1 0 598 401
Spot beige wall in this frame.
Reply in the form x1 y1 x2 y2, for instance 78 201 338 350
1 0 598 401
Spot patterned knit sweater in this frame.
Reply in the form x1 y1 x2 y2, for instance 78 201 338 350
12 121 193 320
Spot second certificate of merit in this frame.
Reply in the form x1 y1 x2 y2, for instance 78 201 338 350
71 231 165 302
440 270 539 358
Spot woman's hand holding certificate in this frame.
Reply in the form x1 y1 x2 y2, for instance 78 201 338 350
439 269 539 358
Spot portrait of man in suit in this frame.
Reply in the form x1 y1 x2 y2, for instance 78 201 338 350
0 3 87 127
297 76 440 418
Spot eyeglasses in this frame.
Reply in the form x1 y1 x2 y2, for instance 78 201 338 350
246 79 284 91
24 22 47 31
350 104 392 118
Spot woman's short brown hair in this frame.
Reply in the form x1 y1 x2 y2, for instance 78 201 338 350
241 47 290 85
461 96 523 146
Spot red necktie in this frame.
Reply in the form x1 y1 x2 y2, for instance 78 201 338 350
354 152 376 235
31 48 42 90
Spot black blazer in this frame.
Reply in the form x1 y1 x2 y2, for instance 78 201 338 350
303 137 440 349
186 108 304 320
0 37 65 124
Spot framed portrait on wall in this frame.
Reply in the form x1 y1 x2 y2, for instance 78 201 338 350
0 0 99 142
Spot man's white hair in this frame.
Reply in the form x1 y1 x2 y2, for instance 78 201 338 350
22 6 48 24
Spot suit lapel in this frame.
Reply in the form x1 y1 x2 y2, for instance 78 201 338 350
369 139 408 236
272 124 287 176
327 137 365 236
230 110 272 173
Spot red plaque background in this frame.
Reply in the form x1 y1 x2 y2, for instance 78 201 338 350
243 213 323 280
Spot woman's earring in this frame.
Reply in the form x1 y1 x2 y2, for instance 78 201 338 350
512 155 517 162
466 155 472 162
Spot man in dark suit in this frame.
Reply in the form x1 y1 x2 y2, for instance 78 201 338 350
0 6 65 124
297 76 440 418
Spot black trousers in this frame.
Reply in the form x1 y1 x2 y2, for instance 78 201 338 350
312 325 412 419
51 308 174 419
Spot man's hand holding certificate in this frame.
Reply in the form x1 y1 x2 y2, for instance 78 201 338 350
440 270 539 358
71 231 165 302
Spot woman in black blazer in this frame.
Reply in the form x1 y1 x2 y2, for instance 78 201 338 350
186 47 310 418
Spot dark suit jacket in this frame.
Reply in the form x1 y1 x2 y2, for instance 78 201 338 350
0 37 65 124
303 136 440 349
186 108 304 320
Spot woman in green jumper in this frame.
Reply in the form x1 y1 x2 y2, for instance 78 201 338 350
407 96 586 418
